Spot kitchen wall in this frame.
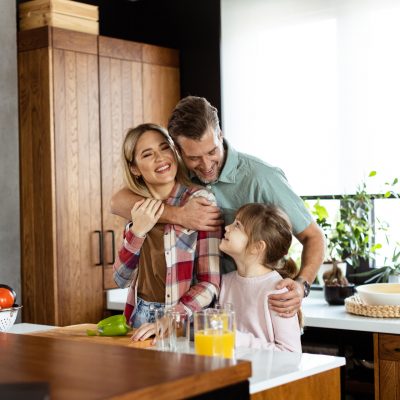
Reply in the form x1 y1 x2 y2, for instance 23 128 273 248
0 1 20 302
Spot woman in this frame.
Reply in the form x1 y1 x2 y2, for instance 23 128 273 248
113 123 221 342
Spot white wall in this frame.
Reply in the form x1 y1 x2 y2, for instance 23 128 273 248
0 0 20 303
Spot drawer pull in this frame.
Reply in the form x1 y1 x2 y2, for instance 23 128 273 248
394 348 400 352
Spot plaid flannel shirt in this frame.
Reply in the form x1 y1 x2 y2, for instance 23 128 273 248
113 183 221 323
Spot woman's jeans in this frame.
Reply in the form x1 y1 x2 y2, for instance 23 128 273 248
131 297 164 328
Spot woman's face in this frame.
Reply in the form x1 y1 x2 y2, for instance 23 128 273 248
131 130 178 193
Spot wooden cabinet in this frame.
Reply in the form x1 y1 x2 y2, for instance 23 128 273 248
18 27 180 325
374 333 400 400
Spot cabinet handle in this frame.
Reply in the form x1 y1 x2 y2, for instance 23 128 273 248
394 348 400 352
107 230 116 265
94 230 103 266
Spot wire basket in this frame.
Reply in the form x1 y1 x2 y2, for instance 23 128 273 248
0 305 23 332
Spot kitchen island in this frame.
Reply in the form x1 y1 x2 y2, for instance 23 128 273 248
6 323 345 399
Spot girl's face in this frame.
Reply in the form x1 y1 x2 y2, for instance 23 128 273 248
219 219 249 257
131 130 178 195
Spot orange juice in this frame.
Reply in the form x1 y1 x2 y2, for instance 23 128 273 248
194 330 235 359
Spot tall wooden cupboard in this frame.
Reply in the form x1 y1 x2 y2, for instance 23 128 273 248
18 26 180 326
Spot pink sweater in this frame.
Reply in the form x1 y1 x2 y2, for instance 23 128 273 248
219 270 302 352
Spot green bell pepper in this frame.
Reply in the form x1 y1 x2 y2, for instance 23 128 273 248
86 314 132 336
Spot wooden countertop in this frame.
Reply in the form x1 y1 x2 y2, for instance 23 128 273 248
0 333 251 399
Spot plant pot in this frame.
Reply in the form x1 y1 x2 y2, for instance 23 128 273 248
324 284 355 305
317 262 347 286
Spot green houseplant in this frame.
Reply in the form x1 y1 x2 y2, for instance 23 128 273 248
309 172 399 285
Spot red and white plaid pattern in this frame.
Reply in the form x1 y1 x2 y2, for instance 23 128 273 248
113 183 221 322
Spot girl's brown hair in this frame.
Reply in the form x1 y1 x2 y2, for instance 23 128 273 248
235 203 303 325
122 123 191 197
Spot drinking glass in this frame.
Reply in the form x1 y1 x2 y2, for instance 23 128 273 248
154 307 170 351
193 308 236 359
167 307 190 353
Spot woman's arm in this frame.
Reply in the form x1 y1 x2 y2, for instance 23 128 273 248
113 223 145 288
177 190 222 314
111 187 223 231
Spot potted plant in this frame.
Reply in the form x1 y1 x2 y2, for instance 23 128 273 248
309 171 399 287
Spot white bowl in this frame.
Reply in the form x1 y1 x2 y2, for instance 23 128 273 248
0 305 22 332
356 283 400 306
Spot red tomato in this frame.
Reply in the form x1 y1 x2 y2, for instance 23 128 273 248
0 288 14 309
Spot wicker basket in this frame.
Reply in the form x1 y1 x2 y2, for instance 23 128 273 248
0 305 23 332
345 295 400 318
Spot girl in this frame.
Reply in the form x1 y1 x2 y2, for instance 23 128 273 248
113 123 221 342
219 203 302 352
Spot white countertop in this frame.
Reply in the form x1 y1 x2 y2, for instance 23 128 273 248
303 290 400 334
106 287 400 334
7 322 345 394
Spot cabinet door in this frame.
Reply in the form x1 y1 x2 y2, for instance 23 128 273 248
53 38 103 325
99 37 144 289
377 334 400 400
142 44 180 126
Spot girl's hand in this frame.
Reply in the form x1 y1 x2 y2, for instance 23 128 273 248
130 198 164 237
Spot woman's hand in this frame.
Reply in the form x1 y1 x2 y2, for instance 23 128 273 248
130 198 164 237
131 322 156 343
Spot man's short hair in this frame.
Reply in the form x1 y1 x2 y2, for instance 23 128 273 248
168 96 220 141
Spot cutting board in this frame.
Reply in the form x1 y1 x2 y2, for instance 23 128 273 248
29 324 154 348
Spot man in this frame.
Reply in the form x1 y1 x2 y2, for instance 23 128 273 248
111 96 325 317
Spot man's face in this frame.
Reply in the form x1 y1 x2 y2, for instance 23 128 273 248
176 127 225 184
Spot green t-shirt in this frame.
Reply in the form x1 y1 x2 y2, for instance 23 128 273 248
191 140 313 273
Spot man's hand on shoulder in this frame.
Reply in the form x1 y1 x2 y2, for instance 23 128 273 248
179 197 223 231
268 278 303 318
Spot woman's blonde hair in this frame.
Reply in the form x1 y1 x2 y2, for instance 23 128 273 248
235 203 303 326
122 123 191 197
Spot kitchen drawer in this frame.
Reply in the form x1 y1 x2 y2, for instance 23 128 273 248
379 333 400 362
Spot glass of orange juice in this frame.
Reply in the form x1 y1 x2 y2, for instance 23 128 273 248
193 308 236 359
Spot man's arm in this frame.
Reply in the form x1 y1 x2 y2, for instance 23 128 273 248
268 221 325 317
110 187 223 231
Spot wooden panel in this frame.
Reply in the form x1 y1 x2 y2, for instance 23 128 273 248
143 63 180 127
251 368 341 400
52 27 97 54
29 324 153 348
20 12 98 35
99 36 142 62
379 360 399 400
19 0 98 20
375 333 381 400
53 48 103 325
143 44 179 68
18 26 50 52
18 48 57 324
99 53 143 289
380 334 400 362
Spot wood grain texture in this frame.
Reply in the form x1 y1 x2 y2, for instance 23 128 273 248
99 38 144 289
53 47 103 325
142 44 179 67
143 63 180 127
375 333 381 400
0 333 251 400
377 333 400 399
29 323 153 348
251 368 341 400
52 27 97 54
99 36 142 62
19 47 57 324
379 334 400 362
18 26 50 51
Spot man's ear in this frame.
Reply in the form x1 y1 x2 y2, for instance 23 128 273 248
218 130 224 140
